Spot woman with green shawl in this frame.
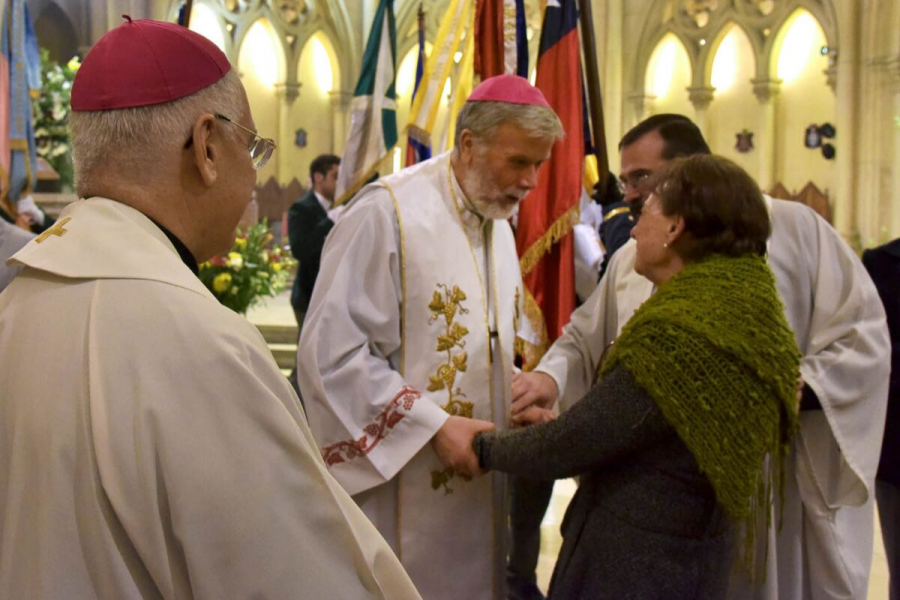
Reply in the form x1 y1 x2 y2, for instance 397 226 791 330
472 154 801 599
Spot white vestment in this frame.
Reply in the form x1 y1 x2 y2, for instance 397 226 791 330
298 151 523 600
0 198 420 600
536 198 890 600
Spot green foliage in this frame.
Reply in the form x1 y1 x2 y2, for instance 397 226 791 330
198 221 297 315
32 49 78 191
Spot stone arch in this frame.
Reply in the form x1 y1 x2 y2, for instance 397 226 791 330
768 7 831 82
235 17 287 86
297 30 340 96
701 21 757 88
32 1 80 62
643 32 693 115
630 0 838 104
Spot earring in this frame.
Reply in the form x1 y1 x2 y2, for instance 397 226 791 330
663 242 668 248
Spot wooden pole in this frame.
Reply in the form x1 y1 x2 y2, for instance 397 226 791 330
577 0 609 188
181 0 194 28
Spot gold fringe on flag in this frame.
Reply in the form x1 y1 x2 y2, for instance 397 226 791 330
518 204 580 276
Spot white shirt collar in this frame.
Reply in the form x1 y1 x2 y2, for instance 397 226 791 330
314 190 331 213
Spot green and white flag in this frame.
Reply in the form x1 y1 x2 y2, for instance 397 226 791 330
335 0 397 206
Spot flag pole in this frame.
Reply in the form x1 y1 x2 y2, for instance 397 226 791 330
181 0 193 28
577 0 609 188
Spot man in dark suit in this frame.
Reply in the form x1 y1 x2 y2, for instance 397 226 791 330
863 238 900 600
288 154 340 328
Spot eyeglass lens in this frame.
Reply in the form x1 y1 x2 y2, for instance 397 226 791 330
250 138 274 170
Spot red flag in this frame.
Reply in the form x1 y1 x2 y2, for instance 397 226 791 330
474 0 529 80
515 0 582 368
474 0 503 79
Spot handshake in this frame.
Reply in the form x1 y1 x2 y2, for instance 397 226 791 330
429 372 559 478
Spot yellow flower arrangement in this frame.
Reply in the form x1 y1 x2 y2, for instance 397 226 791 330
199 221 297 314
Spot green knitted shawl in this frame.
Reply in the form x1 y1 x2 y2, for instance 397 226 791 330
599 253 800 560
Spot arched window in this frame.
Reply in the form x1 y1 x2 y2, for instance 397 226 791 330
188 3 226 52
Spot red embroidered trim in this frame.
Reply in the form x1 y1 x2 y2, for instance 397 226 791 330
321 386 421 467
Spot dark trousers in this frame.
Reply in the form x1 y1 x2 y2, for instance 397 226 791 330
508 476 555 600
879 480 900 600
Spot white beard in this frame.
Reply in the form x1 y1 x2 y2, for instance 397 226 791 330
460 161 523 221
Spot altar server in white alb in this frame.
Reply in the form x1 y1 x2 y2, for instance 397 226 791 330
0 18 420 600
298 74 564 600
512 114 891 600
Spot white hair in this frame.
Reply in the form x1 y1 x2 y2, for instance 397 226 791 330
69 69 245 195
453 100 564 150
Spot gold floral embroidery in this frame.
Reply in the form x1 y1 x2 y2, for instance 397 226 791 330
427 283 475 494
514 286 521 334
427 284 474 419
431 467 472 495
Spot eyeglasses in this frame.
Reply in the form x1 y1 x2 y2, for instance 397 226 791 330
214 113 276 170
616 170 652 195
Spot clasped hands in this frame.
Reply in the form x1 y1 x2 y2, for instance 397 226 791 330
430 371 559 478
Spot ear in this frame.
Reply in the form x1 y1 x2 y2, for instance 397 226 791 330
457 129 476 164
190 113 219 187
666 215 686 245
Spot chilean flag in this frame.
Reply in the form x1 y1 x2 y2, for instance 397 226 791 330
515 0 582 367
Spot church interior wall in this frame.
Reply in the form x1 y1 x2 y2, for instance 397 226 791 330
706 25 759 181
291 32 339 180
237 18 282 184
23 0 900 247
773 11 835 199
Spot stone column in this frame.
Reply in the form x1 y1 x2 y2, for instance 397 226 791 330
275 83 301 184
687 86 715 139
752 78 782 193
599 0 625 154
329 90 353 155
833 0 860 241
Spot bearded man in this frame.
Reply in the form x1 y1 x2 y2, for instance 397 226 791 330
297 74 564 600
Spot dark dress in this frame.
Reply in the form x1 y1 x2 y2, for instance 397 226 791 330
475 365 735 599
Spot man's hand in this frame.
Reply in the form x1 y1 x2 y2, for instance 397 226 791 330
511 371 559 415
511 406 556 428
16 196 45 227
14 213 32 231
431 416 495 477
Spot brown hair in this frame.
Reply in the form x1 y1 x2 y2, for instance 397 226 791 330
649 154 771 261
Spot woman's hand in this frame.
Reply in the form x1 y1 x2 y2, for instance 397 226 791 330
511 406 556 428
